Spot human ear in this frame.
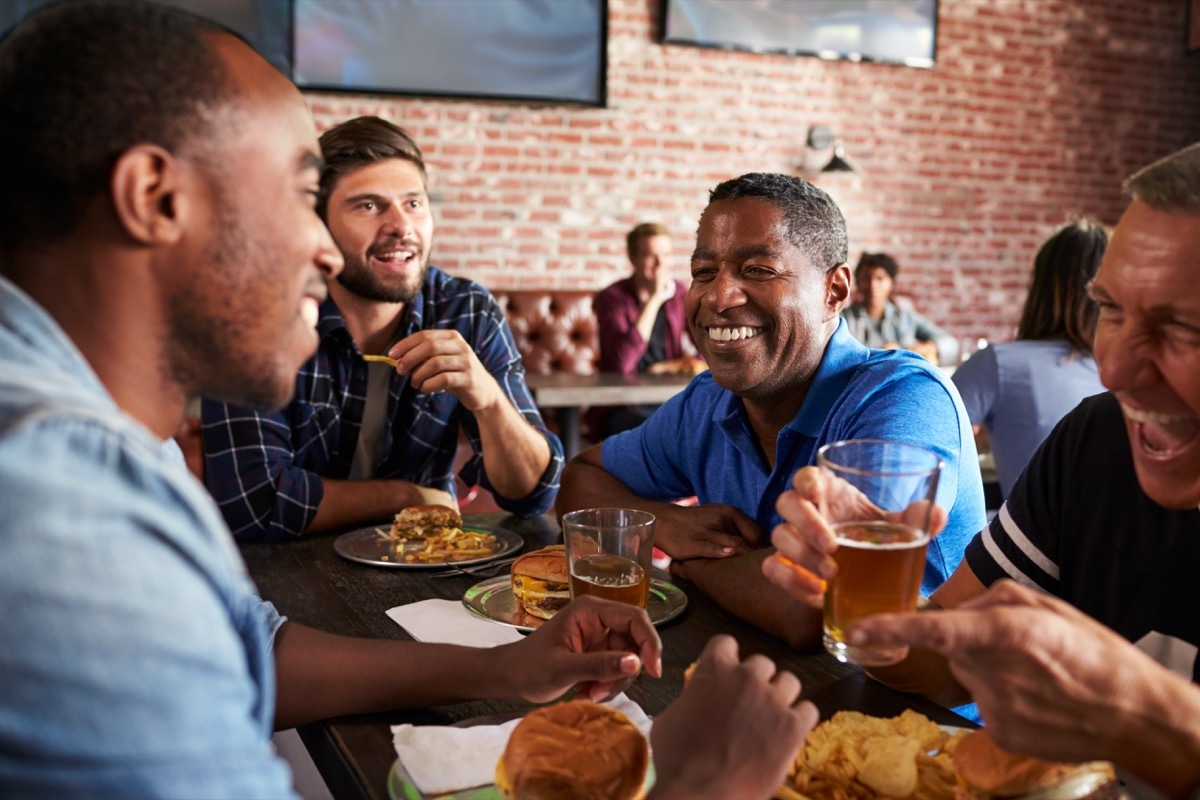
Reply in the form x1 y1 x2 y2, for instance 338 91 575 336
826 263 852 312
109 144 189 246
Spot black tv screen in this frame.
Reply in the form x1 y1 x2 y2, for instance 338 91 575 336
293 0 607 106
662 0 937 69
0 0 292 75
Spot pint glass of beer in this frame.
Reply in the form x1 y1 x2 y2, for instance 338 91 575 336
818 439 942 666
561 508 655 608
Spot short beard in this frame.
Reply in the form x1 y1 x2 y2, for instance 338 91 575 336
336 253 427 304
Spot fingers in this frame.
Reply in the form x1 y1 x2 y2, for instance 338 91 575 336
893 500 948 537
846 606 1012 655
761 552 826 607
566 596 662 678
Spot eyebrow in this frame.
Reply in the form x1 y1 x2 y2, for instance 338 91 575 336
299 151 324 173
691 244 781 263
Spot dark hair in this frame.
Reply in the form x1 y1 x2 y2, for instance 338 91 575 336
855 252 899 281
626 221 671 258
1016 220 1108 354
317 116 426 221
1125 141 1200 212
0 0 233 258
706 173 848 271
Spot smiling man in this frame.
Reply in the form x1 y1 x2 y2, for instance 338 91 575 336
764 144 1200 798
202 116 562 539
557 173 985 648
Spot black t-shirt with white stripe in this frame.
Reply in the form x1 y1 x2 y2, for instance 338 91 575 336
965 392 1200 681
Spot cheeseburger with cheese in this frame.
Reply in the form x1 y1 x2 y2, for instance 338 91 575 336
511 545 570 620
389 504 462 541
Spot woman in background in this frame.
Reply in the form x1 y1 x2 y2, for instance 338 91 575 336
952 220 1108 499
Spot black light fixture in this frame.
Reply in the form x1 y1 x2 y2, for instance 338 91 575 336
806 125 857 175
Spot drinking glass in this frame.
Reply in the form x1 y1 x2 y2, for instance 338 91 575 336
818 439 942 666
561 508 655 608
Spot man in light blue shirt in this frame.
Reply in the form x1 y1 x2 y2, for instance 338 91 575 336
0 4 665 796
558 174 985 649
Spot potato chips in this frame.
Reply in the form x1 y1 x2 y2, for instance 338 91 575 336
775 710 969 800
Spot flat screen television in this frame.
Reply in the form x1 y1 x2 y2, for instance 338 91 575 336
0 0 292 75
661 0 937 69
293 0 608 106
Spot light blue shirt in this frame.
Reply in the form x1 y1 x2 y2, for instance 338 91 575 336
0 277 295 798
601 321 986 595
953 340 1105 498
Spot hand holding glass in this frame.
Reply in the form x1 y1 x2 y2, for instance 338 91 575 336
818 439 942 667
561 508 655 608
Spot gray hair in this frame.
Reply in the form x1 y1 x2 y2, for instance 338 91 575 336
707 173 848 272
1125 141 1200 212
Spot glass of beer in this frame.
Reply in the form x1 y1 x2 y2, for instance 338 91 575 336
561 508 655 608
818 439 942 666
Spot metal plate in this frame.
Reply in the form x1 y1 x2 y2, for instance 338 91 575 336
333 524 523 569
462 574 688 631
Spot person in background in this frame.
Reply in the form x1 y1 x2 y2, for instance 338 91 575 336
590 222 705 438
842 252 959 365
952 220 1108 498
763 143 1200 799
0 4 814 797
202 116 563 540
559 172 985 649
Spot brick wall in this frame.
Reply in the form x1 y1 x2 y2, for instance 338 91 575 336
305 0 1200 345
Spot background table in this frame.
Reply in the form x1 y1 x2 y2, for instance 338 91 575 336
525 372 693 458
241 512 971 800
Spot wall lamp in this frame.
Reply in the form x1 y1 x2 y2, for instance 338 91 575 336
806 126 857 174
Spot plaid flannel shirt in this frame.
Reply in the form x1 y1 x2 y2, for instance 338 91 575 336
201 266 563 541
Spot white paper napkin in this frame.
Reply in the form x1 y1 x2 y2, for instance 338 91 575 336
391 694 653 796
386 598 524 647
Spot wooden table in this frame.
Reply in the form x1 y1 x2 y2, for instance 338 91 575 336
241 512 971 800
525 372 694 458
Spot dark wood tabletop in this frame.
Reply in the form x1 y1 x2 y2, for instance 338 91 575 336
240 511 972 800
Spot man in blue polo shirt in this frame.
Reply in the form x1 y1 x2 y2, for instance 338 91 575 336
557 172 985 648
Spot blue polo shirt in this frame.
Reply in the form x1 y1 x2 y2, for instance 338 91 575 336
602 321 985 594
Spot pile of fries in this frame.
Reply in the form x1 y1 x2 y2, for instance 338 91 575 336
775 710 969 800
400 526 497 563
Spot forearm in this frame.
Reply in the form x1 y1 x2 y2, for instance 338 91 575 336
308 478 449 532
680 551 823 650
863 647 971 709
475 401 552 500
635 298 665 344
1111 666 1200 798
557 455 679 518
272 623 514 730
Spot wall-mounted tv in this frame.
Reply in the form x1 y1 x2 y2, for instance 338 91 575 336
661 0 937 69
0 0 292 75
293 0 608 106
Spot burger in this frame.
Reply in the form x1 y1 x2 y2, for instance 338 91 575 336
389 504 462 541
953 730 1123 799
495 700 649 800
511 545 570 620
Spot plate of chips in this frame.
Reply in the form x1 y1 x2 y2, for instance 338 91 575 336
774 710 971 800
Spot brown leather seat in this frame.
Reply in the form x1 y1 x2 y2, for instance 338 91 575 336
492 290 599 376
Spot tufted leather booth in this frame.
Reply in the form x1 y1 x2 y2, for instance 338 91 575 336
492 290 599 376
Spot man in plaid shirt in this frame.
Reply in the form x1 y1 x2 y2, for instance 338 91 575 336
202 117 562 541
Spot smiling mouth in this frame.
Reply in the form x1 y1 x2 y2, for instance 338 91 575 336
371 248 418 265
1121 402 1200 458
706 326 764 342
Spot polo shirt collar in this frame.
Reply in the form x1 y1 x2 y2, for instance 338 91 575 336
711 318 871 441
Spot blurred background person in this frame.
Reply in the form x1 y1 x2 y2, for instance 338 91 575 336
952 220 1107 499
842 252 958 365
590 222 704 439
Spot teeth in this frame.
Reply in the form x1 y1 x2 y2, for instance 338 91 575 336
376 250 414 262
301 297 319 330
1121 404 1193 426
707 326 761 342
